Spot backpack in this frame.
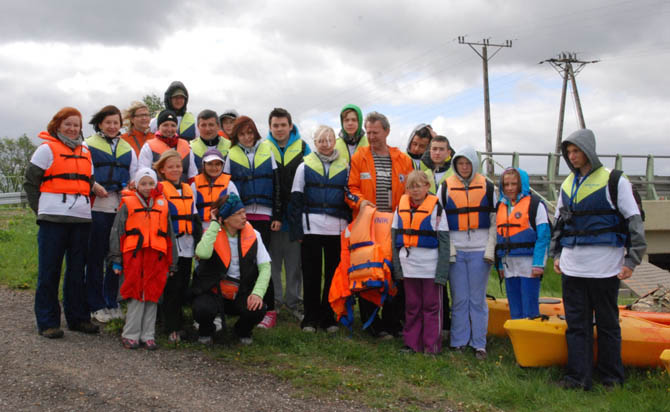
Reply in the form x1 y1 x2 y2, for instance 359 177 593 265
608 169 645 249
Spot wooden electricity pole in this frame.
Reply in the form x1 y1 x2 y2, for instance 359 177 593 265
458 36 512 177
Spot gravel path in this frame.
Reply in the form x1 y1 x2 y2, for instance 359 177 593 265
0 287 373 412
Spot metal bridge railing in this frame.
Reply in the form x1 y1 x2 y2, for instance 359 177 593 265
477 151 670 202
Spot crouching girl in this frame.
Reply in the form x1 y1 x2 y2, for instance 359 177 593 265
190 193 271 345
495 168 550 319
392 170 450 354
109 168 178 349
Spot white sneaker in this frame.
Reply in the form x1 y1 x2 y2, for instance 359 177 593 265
326 325 339 334
91 309 111 323
214 315 223 332
302 326 316 333
193 320 200 330
239 337 253 345
198 336 213 345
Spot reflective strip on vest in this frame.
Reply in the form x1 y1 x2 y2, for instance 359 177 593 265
335 135 368 164
85 134 132 192
179 112 196 140
190 137 231 172
39 139 92 196
395 194 439 249
228 142 273 207
303 153 348 218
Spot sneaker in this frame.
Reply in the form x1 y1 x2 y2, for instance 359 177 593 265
326 325 339 334
198 336 213 345
70 321 100 334
111 307 125 320
475 349 487 360
450 345 466 352
91 309 112 323
287 306 304 322
193 320 200 330
143 339 159 351
122 338 139 349
302 326 316 333
400 345 415 354
39 328 64 339
239 337 253 345
257 310 277 329
214 315 223 332
377 331 394 341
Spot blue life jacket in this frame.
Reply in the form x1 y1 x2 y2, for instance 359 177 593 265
85 134 132 192
228 141 274 208
302 153 349 221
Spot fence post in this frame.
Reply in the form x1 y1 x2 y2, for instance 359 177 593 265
512 152 519 169
645 155 659 200
546 152 557 202
614 154 623 170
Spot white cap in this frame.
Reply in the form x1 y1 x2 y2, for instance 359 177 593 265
134 167 157 184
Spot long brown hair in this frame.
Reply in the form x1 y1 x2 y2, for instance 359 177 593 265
230 116 262 147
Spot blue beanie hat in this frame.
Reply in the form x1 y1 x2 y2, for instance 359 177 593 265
218 193 245 220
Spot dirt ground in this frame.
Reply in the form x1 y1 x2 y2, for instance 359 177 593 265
0 287 372 411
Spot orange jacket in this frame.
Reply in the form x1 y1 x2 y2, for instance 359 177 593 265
120 193 170 256
38 132 92 196
121 129 154 156
345 146 413 220
329 205 397 329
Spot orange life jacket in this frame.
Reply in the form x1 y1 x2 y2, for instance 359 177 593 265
162 181 195 235
495 195 537 258
212 222 257 297
329 205 396 330
194 173 231 222
121 129 154 156
120 193 170 256
147 137 192 181
38 133 92 196
443 173 494 231
396 194 440 249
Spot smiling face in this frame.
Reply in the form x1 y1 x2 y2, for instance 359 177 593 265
137 175 156 198
99 114 121 137
237 125 256 147
269 116 291 143
58 115 81 140
131 107 151 131
171 95 186 111
198 117 219 141
158 120 178 138
160 155 183 184
314 130 336 157
204 159 223 178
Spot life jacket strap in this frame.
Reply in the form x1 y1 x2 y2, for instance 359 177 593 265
396 228 437 237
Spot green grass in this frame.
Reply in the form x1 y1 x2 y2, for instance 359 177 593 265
3 208 670 411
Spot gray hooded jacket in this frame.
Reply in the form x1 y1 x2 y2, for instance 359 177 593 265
552 129 646 270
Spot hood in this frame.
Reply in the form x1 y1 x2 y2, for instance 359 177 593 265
339 104 364 143
451 146 479 184
561 128 601 175
498 167 530 205
405 123 430 158
163 81 189 116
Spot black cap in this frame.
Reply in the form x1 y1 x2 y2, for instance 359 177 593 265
157 110 178 127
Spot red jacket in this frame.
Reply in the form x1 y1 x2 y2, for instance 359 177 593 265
345 146 413 220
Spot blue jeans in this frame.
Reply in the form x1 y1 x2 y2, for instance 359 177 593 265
505 276 541 319
86 211 118 312
449 250 491 350
35 221 91 331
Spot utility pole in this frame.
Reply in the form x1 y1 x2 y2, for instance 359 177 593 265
540 52 598 169
458 36 512 177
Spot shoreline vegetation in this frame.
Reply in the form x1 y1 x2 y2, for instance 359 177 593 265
2 207 668 412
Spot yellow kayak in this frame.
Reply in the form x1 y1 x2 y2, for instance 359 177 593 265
504 315 670 367
487 297 563 337
661 349 670 372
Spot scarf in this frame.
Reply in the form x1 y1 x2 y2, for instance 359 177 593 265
56 133 84 150
154 132 179 148
314 149 340 164
338 129 364 146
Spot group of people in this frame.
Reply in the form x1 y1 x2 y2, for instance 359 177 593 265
25 80 646 390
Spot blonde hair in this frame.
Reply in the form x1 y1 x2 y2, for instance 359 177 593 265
123 101 150 130
152 149 182 180
313 125 336 144
406 170 431 188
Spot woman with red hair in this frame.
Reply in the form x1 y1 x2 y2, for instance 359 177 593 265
24 107 105 339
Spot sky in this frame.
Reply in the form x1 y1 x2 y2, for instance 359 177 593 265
1 0 668 174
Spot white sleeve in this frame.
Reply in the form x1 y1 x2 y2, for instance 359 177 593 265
535 201 549 226
187 152 197 179
614 175 641 219
138 144 154 170
554 195 564 220
149 117 157 133
227 181 239 196
128 150 139 182
436 182 446 207
223 155 231 174
291 163 306 193
30 144 53 170
436 207 449 231
391 209 399 229
254 229 271 264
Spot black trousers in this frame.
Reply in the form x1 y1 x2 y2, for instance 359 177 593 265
300 234 339 329
442 283 451 331
192 292 267 338
249 219 275 311
161 257 192 334
359 280 404 336
562 274 624 389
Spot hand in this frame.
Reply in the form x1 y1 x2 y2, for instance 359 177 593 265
210 209 217 222
498 270 504 280
270 220 282 231
126 180 136 191
359 200 375 210
113 268 121 275
553 259 561 275
247 294 263 311
484 257 494 265
531 267 544 278
93 182 108 198
168 271 175 277
618 266 633 280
